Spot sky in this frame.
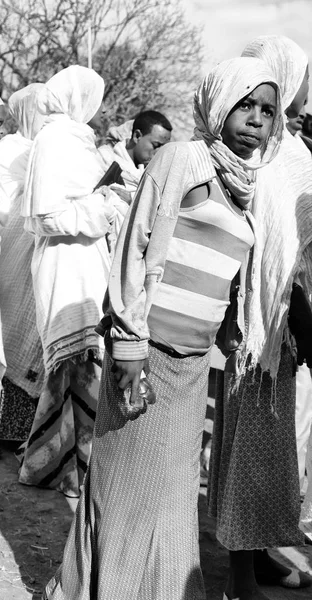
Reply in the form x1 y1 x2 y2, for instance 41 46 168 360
181 0 312 111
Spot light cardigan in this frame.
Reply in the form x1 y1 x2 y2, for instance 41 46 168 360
101 140 254 361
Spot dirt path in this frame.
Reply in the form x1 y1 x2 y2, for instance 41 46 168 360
0 442 312 600
0 443 74 599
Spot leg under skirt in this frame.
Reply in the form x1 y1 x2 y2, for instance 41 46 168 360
45 344 211 600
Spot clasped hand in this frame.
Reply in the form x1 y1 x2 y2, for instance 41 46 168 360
111 359 146 407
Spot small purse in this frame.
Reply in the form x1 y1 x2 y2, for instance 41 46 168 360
216 271 243 356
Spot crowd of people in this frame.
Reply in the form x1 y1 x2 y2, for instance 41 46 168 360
0 32 311 600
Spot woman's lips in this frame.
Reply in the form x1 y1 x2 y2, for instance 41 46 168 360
239 133 260 146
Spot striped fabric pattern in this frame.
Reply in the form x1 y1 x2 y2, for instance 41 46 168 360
18 353 102 497
148 179 254 354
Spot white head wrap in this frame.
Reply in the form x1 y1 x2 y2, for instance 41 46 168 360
37 65 104 123
8 83 45 140
242 35 308 112
193 57 283 208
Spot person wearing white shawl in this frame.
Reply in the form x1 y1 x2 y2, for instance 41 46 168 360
207 36 312 600
98 111 172 255
18 65 116 498
44 57 283 600
0 84 46 443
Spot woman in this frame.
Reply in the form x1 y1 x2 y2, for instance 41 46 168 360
208 36 312 600
18 65 116 498
44 56 283 600
0 83 45 441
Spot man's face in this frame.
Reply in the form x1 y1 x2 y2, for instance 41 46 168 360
133 124 171 166
286 106 306 136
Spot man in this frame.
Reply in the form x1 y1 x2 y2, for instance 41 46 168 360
98 110 172 198
286 102 312 153
98 110 172 256
286 105 306 137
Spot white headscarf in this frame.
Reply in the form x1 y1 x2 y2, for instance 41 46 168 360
193 57 283 208
22 66 105 217
238 36 312 382
8 83 45 140
37 65 104 124
0 83 45 219
242 35 308 112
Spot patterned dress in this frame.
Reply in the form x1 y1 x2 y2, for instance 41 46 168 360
208 344 305 550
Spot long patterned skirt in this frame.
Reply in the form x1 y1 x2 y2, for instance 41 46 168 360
0 378 37 441
45 344 211 600
207 345 304 550
18 351 102 498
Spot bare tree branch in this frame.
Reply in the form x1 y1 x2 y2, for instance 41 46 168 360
0 0 203 137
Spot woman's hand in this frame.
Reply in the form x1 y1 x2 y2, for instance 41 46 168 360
112 359 146 406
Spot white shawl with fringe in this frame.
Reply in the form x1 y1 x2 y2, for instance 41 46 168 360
240 35 311 379
245 130 312 377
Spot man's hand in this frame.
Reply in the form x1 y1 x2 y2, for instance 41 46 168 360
111 359 146 407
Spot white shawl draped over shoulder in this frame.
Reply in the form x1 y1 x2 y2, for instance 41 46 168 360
21 66 115 374
0 83 45 395
246 130 312 377
240 35 312 378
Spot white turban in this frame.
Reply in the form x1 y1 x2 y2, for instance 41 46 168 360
242 35 308 112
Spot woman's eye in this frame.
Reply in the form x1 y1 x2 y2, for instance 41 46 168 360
263 108 274 118
240 102 250 111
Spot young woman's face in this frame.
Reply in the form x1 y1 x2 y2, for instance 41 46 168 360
286 66 309 119
88 100 106 131
221 83 277 159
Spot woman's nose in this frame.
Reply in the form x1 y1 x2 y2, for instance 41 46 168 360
248 108 263 127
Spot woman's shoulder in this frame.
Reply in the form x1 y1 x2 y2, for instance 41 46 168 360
146 140 212 176
32 120 93 159
152 139 208 160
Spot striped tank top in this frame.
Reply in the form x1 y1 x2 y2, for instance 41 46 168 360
147 177 254 355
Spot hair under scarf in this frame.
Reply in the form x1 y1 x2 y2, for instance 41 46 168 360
37 65 104 124
242 35 308 112
8 83 45 140
193 57 283 208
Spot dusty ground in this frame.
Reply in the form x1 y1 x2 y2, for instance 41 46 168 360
0 441 312 600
